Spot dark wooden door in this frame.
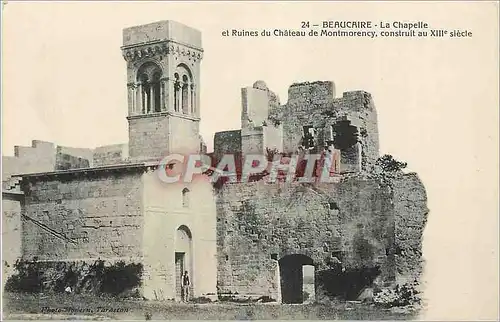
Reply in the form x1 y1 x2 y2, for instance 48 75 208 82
175 252 185 300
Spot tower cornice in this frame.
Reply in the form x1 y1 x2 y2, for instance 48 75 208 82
121 39 203 63
126 111 201 122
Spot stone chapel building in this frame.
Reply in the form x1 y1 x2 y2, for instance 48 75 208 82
2 20 428 303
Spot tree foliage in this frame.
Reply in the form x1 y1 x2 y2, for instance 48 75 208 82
376 154 407 172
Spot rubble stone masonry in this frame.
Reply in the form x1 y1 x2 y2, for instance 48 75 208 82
392 173 429 284
215 175 399 299
270 82 380 169
20 170 143 261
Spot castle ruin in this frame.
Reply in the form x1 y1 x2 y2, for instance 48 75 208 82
2 20 428 304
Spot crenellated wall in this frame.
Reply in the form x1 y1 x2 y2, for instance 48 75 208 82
2 141 57 180
215 80 380 174
285 81 336 107
1 140 128 180
56 145 94 170
274 83 380 171
92 143 129 167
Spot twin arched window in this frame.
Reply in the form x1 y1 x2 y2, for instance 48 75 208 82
174 64 195 115
132 62 196 116
136 62 163 114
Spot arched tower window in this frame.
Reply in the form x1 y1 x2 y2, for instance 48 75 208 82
174 73 180 112
136 62 162 114
152 72 161 112
174 64 194 115
138 74 149 114
190 84 195 114
182 188 190 208
182 75 189 114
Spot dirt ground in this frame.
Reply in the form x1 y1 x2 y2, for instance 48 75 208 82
2 293 414 320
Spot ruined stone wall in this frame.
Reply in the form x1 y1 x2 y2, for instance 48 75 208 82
56 148 92 171
223 80 378 173
213 130 242 160
3 141 101 179
55 156 90 171
238 81 283 156
263 123 284 153
241 81 281 129
2 193 23 289
340 91 380 166
241 127 264 155
57 146 94 167
2 141 57 180
241 86 270 129
216 176 395 299
199 135 208 154
334 176 395 284
239 123 283 156
267 82 379 171
21 170 144 261
2 157 21 180
392 173 428 284
273 82 336 154
93 144 129 167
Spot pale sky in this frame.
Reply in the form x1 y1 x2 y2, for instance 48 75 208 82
2 1 499 320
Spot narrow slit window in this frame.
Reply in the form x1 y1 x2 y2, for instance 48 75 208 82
182 188 190 208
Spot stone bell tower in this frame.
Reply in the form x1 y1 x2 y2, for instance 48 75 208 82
121 20 203 161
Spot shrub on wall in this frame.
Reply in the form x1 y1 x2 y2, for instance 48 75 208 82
373 281 421 308
376 155 407 173
4 259 44 293
100 261 142 295
4 258 143 297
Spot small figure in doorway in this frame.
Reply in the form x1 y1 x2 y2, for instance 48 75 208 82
181 270 190 302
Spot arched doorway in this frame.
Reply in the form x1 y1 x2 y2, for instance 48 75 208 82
279 254 315 304
175 225 192 301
